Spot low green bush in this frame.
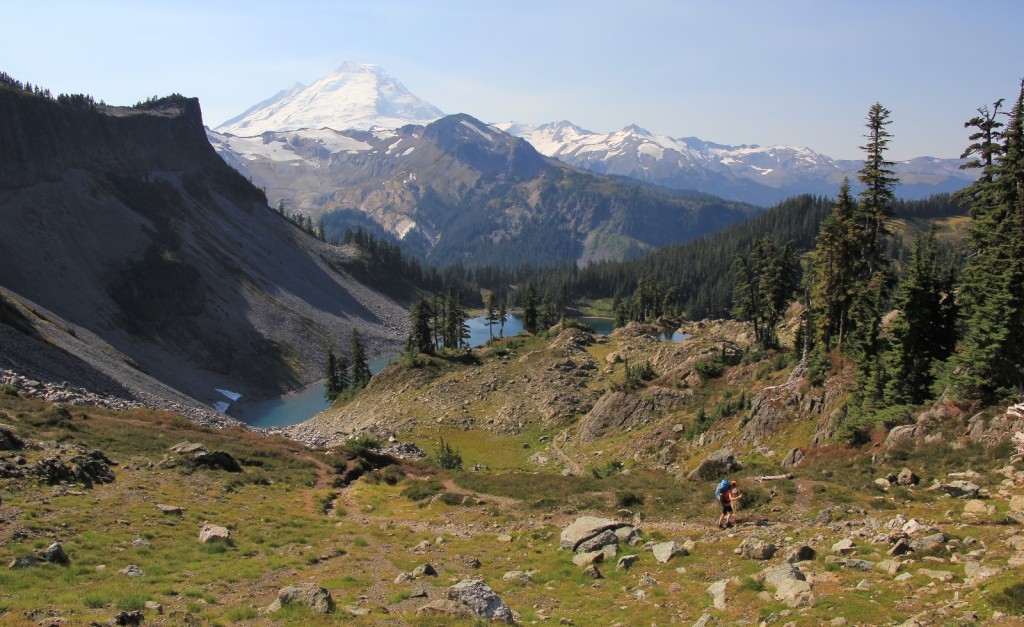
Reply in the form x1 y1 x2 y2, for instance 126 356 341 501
401 479 444 502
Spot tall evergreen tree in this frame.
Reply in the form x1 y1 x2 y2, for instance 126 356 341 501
522 283 539 334
882 225 956 405
810 180 862 348
431 293 445 350
324 348 340 402
349 329 371 389
949 81 1024 402
846 103 898 409
857 102 898 278
732 236 796 348
498 299 508 338
484 293 498 341
408 298 435 355
442 288 469 350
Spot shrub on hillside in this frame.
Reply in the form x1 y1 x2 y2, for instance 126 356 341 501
401 479 444 502
616 490 644 508
431 438 463 471
348 434 383 454
694 357 725 379
992 583 1024 614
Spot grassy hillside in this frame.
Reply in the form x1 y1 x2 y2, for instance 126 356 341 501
4 318 1022 624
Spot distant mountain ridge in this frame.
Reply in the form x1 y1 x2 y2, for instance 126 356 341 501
212 63 975 208
208 113 759 267
495 121 976 205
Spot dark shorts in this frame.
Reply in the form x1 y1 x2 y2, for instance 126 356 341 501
721 503 733 514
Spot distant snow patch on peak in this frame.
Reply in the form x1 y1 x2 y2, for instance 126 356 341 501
460 119 493 141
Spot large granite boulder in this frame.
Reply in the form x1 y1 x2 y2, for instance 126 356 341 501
560 516 629 552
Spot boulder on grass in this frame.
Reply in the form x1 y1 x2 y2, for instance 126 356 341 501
199 524 231 544
445 579 514 623
266 583 334 614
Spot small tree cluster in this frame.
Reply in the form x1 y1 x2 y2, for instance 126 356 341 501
406 288 469 355
324 329 371 402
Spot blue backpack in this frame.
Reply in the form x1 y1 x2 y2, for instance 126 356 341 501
714 479 730 499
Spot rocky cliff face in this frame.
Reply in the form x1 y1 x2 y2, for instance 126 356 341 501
0 86 407 414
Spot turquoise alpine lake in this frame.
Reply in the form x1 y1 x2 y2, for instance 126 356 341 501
236 315 687 428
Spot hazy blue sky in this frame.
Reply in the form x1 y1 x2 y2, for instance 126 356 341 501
4 1 1021 159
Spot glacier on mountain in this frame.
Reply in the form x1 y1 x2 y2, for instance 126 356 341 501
215 62 444 136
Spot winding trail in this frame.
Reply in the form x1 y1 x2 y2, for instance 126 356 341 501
549 429 583 476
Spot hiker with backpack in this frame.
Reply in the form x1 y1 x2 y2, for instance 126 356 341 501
716 480 740 529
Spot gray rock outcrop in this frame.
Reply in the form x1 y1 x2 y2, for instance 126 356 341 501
652 541 689 563
266 583 334 614
738 536 776 560
688 448 742 481
0 423 24 450
199 524 231 544
560 516 630 552
445 579 514 623
762 562 813 607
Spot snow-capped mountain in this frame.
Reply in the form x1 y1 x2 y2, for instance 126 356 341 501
494 121 976 205
215 62 445 135
207 113 757 266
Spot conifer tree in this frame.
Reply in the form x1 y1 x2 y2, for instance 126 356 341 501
810 180 861 348
857 102 898 278
498 299 508 338
846 105 898 409
732 236 796 348
949 81 1024 402
409 298 435 355
882 225 956 405
431 293 445 350
442 288 469 350
522 282 539 334
324 348 340 402
484 293 498 341
349 329 371 389
335 353 350 394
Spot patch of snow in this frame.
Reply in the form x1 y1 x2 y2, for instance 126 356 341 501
212 402 230 413
460 119 493 141
402 146 416 156
637 143 664 160
298 129 372 153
